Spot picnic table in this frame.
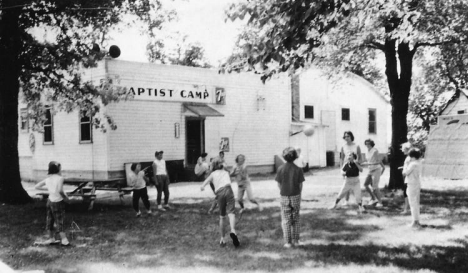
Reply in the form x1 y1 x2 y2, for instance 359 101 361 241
36 178 133 211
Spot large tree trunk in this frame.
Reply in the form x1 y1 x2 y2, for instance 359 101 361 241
0 5 32 204
384 39 414 190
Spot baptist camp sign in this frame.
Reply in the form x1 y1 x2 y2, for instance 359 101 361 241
100 74 226 104
126 85 225 105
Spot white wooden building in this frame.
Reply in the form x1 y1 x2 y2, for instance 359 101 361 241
18 60 389 181
296 69 390 166
18 59 292 181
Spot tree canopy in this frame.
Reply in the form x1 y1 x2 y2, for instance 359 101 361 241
225 0 468 189
0 0 175 203
147 32 212 68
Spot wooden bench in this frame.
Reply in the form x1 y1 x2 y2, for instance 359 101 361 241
124 160 185 186
63 178 129 210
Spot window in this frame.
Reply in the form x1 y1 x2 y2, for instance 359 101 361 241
43 108 53 144
342 108 350 121
368 109 377 134
457 110 465 114
20 108 29 132
304 105 314 119
80 111 92 143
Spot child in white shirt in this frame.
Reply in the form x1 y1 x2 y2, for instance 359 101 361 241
128 163 152 217
402 148 423 228
35 161 70 246
201 158 240 247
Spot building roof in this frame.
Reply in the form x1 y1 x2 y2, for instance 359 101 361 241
439 88 468 115
346 72 391 104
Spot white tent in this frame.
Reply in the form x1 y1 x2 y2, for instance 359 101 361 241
423 114 468 179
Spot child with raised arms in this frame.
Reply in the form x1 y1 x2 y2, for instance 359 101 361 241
128 163 152 217
230 154 262 213
201 158 240 247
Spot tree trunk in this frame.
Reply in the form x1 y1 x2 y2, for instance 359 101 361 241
0 5 33 204
384 38 415 190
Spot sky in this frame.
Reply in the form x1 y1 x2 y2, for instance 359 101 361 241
108 0 244 66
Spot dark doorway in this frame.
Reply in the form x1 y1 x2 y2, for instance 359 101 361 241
186 118 205 166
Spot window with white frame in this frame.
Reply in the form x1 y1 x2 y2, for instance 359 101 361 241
304 105 314 119
80 111 92 143
368 108 377 134
20 108 29 132
342 108 350 121
43 108 53 144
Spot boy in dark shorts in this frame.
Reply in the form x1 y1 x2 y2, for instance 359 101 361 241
201 158 240 247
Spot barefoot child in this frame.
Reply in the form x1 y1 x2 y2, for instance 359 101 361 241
330 152 365 213
230 154 262 213
128 163 152 217
201 158 240 247
402 148 423 228
35 161 70 246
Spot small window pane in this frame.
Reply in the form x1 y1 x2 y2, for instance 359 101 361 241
20 108 28 131
43 108 53 144
457 110 465 114
342 108 350 121
80 112 92 142
304 105 314 119
369 109 377 134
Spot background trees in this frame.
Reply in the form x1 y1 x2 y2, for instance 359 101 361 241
0 0 175 204
226 0 468 189
147 32 211 67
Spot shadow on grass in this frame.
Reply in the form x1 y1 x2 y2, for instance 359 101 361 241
1 193 468 273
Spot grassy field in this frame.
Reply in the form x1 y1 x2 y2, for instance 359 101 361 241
1 168 468 273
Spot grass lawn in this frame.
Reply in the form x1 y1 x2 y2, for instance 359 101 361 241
1 168 468 273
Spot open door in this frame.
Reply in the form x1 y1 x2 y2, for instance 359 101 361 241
186 118 205 166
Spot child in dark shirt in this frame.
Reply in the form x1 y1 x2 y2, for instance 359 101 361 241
275 147 305 248
330 152 365 214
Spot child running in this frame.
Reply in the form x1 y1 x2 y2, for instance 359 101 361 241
201 158 240 247
34 161 70 246
128 163 152 217
362 139 385 207
330 152 365 214
230 154 262 213
402 148 423 228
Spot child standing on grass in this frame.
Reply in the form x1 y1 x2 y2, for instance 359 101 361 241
128 163 152 217
153 151 171 211
402 148 423 228
399 142 412 214
201 158 240 247
230 154 262 213
275 147 305 248
34 161 70 246
330 152 365 214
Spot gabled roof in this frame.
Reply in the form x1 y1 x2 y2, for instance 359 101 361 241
439 88 468 114
346 72 390 104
